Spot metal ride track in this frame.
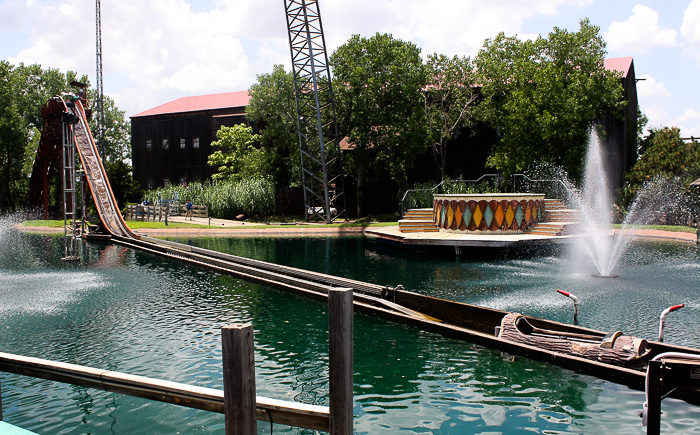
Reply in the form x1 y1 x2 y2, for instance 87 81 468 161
67 97 139 239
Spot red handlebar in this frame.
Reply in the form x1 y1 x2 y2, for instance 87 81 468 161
669 304 685 312
557 289 570 297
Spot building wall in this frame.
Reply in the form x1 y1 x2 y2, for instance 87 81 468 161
131 107 249 190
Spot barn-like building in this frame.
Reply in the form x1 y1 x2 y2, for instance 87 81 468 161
130 91 254 190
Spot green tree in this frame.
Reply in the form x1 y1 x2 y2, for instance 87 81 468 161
622 126 700 202
475 19 625 180
0 62 88 212
208 124 268 182
424 53 480 182
105 159 143 209
246 65 299 187
330 33 428 215
88 91 131 162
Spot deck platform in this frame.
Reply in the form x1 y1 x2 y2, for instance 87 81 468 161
366 225 579 252
0 422 39 435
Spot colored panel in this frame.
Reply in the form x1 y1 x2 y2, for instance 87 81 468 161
471 200 482 230
446 202 454 229
461 201 471 231
454 202 463 230
495 201 505 228
524 201 532 224
440 201 447 228
468 200 477 231
484 201 495 230
478 200 488 231
450 200 459 230
515 201 525 226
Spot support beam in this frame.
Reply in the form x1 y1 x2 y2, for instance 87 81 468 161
328 288 353 435
222 324 257 435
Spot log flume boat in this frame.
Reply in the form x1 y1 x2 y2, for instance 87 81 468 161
42 92 699 406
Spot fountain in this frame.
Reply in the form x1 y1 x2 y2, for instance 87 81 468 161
569 129 696 278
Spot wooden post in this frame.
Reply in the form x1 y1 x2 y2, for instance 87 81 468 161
221 324 256 435
646 360 663 435
328 288 353 435
0 373 4 421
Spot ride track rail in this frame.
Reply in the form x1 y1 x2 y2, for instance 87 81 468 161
48 93 700 406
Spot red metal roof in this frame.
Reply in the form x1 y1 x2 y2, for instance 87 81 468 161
604 57 633 78
131 90 251 118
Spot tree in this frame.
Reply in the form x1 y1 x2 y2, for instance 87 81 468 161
623 126 700 200
475 19 625 181
246 65 299 187
0 62 88 213
87 91 131 162
424 53 480 181
330 33 428 215
207 124 268 182
105 159 143 209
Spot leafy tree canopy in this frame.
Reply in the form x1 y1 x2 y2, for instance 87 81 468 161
622 126 700 202
424 53 479 181
475 18 625 181
330 32 428 187
246 65 299 187
208 124 269 182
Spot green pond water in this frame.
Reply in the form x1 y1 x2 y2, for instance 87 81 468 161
1 226 699 434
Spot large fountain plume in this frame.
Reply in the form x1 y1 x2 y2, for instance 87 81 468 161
567 129 697 277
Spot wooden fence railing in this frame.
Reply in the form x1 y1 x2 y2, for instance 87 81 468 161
0 288 354 434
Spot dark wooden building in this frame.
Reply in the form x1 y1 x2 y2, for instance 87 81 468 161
131 91 253 190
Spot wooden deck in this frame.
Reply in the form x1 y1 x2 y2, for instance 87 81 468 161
366 225 582 250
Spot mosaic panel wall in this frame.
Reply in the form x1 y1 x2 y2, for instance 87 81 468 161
433 199 545 232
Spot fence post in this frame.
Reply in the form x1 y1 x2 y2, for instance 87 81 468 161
222 324 256 435
328 288 353 435
0 373 4 421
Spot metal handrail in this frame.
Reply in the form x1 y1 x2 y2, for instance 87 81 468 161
511 174 577 206
400 174 500 217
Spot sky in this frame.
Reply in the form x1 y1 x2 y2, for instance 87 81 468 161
1 0 699 138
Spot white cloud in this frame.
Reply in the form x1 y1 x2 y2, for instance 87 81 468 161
636 74 671 99
604 5 678 54
681 0 700 58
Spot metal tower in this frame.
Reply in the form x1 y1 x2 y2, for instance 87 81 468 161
284 0 346 223
95 0 106 160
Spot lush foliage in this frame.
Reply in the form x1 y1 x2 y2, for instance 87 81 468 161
105 160 143 209
330 33 428 186
87 90 132 162
0 62 89 212
424 53 480 181
207 124 269 182
621 127 700 206
475 19 625 181
246 65 299 187
144 178 276 219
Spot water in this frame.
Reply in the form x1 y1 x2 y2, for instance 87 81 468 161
1 228 700 434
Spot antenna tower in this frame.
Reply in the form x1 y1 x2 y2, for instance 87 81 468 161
284 0 346 223
95 0 106 160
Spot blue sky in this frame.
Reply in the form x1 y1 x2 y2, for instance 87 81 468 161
1 0 698 137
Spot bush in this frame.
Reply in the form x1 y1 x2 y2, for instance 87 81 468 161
144 178 276 219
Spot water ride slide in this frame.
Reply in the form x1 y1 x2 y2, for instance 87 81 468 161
32 95 139 239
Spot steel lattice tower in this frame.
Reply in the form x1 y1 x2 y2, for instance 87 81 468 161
284 0 346 223
95 0 106 160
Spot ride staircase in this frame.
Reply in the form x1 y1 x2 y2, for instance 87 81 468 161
398 209 439 233
399 199 581 236
524 199 581 236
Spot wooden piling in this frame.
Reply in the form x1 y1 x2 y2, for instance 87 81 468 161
645 360 662 435
1 373 4 421
328 288 353 435
222 324 256 435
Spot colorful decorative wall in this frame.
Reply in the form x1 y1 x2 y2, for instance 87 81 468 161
433 194 546 232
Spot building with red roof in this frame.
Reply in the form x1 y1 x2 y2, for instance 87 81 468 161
130 90 254 190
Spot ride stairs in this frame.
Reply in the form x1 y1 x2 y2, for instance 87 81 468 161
524 199 581 236
399 199 581 236
398 209 439 233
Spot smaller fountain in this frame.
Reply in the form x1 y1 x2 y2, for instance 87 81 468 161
570 129 622 278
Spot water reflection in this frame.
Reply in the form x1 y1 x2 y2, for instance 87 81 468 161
1 228 699 433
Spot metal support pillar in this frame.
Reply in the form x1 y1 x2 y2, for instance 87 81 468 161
61 111 79 262
284 0 346 223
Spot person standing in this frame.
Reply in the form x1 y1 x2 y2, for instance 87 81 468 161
185 201 193 220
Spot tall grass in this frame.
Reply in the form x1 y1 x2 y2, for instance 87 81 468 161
143 178 276 219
